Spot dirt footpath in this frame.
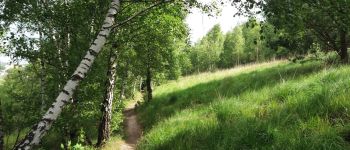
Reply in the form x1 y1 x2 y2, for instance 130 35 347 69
120 104 141 150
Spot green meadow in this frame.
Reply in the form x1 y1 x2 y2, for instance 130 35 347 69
137 60 350 150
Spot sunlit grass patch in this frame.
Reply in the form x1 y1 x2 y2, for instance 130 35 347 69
138 61 350 149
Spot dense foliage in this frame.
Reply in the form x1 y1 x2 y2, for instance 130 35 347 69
234 0 350 63
0 0 190 149
182 19 310 74
0 0 349 149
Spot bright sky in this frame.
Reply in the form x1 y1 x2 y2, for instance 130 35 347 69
185 4 248 44
0 55 10 63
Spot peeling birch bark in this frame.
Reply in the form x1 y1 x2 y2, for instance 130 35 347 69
14 0 120 149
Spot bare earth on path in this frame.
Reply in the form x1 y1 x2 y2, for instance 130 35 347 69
120 102 142 150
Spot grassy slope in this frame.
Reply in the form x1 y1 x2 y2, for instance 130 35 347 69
137 60 350 150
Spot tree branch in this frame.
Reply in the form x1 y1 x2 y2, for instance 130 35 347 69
111 0 172 30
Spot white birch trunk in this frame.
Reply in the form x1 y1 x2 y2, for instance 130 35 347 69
96 50 117 146
14 0 120 149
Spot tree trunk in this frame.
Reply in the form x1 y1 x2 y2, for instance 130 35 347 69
256 46 259 63
339 29 348 63
139 77 143 92
133 78 137 94
119 82 125 100
39 59 46 113
115 75 126 111
68 95 79 145
119 67 128 102
96 49 117 147
14 1 120 149
146 67 152 101
119 78 126 103
237 52 240 66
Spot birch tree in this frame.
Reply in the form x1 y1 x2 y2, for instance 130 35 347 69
13 1 121 149
219 26 245 68
132 4 188 101
190 25 224 72
0 0 219 149
96 48 118 147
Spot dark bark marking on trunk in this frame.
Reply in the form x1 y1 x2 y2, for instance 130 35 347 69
83 58 92 62
102 25 113 30
82 63 90 68
98 34 108 38
89 49 98 56
62 90 70 95
30 124 38 131
42 118 54 124
71 74 83 81
77 71 86 77
39 126 45 132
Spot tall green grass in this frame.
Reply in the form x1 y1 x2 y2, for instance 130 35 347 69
137 61 350 150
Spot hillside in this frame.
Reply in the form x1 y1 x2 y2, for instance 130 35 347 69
137 60 350 150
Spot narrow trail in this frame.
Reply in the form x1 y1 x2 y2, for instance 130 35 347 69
120 103 142 150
